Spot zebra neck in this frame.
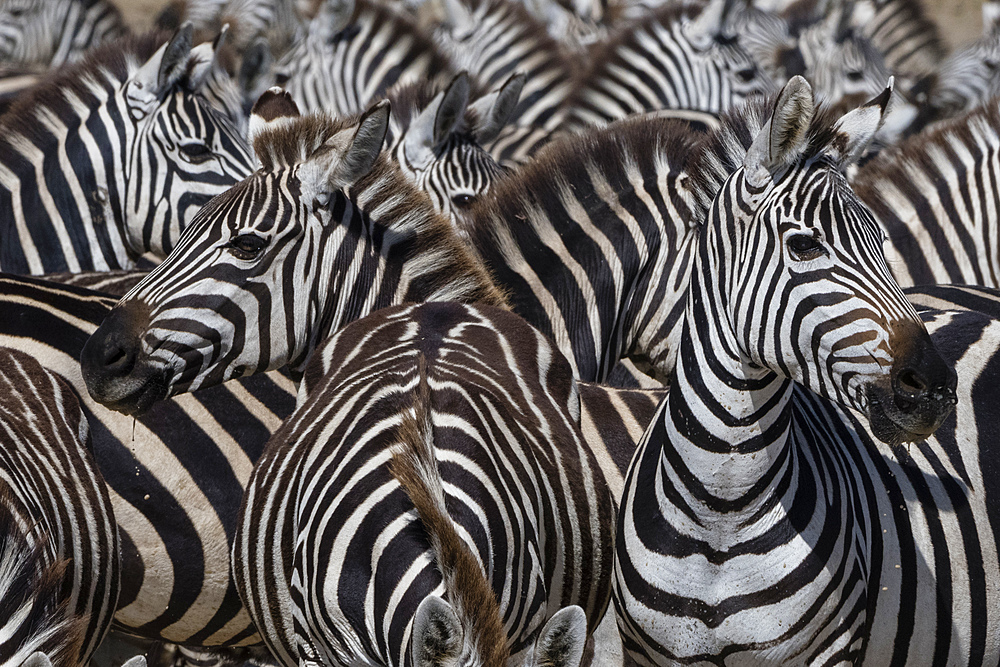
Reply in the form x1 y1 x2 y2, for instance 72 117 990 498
662 242 794 528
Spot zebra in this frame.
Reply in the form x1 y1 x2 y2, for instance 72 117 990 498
431 0 581 164
235 302 613 666
272 0 457 117
0 25 255 274
852 97 1000 289
79 86 707 397
0 274 298 647
560 0 773 132
0 347 121 667
611 76 1000 665
0 0 126 68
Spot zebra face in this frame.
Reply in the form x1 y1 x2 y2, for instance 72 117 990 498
81 101 391 414
121 27 255 259
732 76 955 445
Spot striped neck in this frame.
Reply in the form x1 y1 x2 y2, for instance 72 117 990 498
660 178 794 536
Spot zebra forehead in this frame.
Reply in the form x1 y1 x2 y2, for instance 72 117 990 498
252 112 364 171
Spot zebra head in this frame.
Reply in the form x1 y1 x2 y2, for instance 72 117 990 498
0 0 124 67
391 72 524 235
709 75 955 444
120 25 255 258
80 93 500 415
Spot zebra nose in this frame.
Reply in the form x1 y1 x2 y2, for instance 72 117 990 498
891 365 957 413
80 301 150 388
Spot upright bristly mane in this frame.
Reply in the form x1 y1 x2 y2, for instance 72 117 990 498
390 355 509 665
687 95 845 215
253 112 509 308
0 490 87 667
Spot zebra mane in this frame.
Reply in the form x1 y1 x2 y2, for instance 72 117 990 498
854 97 1000 202
1 31 195 139
468 112 704 247
687 95 842 215
253 112 508 308
0 490 87 667
390 354 510 664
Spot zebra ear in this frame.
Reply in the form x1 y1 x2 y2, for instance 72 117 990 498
403 72 471 169
827 77 893 167
313 0 356 42
985 1 1000 33
301 100 390 197
469 72 525 145
186 24 228 92
20 653 52 667
528 606 588 667
249 87 301 147
239 37 275 102
744 75 814 187
440 0 476 32
684 0 729 49
126 23 194 118
119 656 147 667
411 596 465 666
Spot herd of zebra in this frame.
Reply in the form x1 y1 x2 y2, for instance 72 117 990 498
6 0 1000 664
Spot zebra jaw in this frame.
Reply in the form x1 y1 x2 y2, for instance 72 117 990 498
865 379 957 446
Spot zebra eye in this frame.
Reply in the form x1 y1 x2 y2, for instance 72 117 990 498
179 142 213 163
227 234 268 260
846 70 865 82
451 194 475 208
787 234 825 260
735 68 757 83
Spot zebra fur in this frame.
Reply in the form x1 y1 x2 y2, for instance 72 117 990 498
560 0 773 132
234 302 611 666
0 0 126 68
853 97 1000 288
0 348 120 666
0 27 254 274
0 274 297 646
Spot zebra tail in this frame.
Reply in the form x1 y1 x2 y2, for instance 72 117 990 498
389 353 508 664
0 489 88 667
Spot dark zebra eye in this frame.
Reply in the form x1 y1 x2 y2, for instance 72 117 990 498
846 70 865 82
451 194 475 208
228 234 268 260
179 142 213 163
735 68 757 83
787 234 825 260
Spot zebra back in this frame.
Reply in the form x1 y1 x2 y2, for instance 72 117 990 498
0 28 254 274
561 0 772 131
0 347 120 666
275 0 458 116
0 0 126 68
853 98 1000 288
235 302 612 666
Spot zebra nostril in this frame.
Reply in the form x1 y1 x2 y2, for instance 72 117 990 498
893 368 928 413
102 341 135 374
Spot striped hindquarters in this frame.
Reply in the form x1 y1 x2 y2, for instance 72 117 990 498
0 347 120 666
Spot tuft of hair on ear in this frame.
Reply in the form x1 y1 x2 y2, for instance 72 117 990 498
334 100 390 184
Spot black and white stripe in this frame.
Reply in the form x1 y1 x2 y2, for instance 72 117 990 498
0 274 297 647
561 0 772 132
0 0 125 68
613 77 1000 665
0 27 254 274
235 302 612 666
0 347 120 666
854 98 1000 288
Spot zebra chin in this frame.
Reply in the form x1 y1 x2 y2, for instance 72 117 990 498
865 380 957 446
82 361 172 416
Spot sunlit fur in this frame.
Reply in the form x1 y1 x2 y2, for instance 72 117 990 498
0 33 254 273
